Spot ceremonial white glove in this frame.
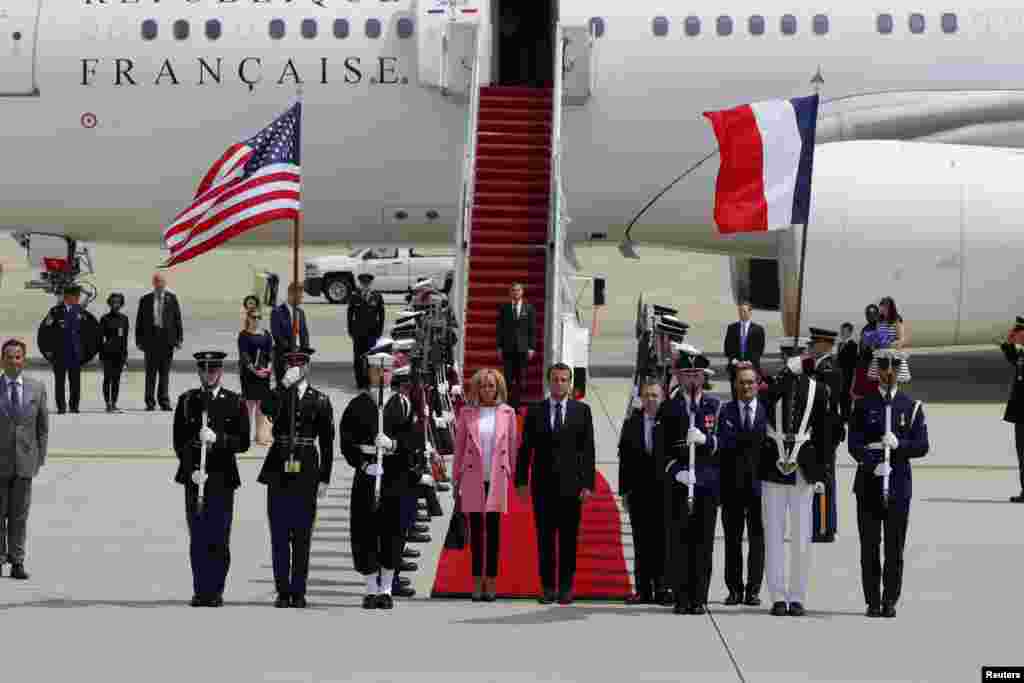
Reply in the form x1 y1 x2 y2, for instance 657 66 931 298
282 366 302 389
873 462 892 478
813 481 825 495
730 358 739 366
200 426 217 445
317 483 329 499
364 463 384 477
190 471 208 486
674 470 696 487
882 432 899 450
451 385 463 397
786 357 804 375
419 473 435 486
686 427 707 446
375 433 394 451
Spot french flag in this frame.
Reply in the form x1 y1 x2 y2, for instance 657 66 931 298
703 94 819 233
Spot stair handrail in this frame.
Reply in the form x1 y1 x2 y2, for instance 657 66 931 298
544 23 567 371
452 25 483 372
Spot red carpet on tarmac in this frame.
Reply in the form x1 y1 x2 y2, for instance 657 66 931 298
431 469 632 600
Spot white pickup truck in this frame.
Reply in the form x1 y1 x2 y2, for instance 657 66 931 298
304 246 454 304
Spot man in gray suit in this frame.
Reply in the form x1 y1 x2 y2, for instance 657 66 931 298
0 338 49 579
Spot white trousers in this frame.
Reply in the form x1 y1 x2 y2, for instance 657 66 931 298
762 473 814 604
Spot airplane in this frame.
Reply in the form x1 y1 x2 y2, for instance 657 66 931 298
2 0 1022 347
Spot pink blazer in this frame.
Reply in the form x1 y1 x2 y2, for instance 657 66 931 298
453 404 519 514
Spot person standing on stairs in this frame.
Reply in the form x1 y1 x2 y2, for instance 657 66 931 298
516 363 596 606
348 273 385 390
496 283 536 410
454 368 519 602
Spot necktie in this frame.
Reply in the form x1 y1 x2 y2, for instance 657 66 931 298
9 381 18 414
740 323 747 355
554 402 563 432
156 293 163 328
745 403 753 431
515 304 520 320
644 417 652 452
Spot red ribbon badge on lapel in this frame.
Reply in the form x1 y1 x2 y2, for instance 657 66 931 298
704 414 715 430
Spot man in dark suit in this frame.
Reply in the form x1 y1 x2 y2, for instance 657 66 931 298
1000 316 1024 502
496 282 537 409
271 282 310 387
515 363 596 605
716 362 766 607
837 322 859 421
136 273 184 411
40 285 86 413
848 350 929 618
617 380 667 605
724 302 766 401
173 351 250 607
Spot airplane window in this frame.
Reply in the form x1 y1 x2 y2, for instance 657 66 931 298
716 16 732 36
205 19 221 41
141 19 158 41
269 18 285 39
397 17 415 39
301 18 317 39
173 19 189 41
366 18 382 39
589 17 605 38
334 18 350 39
909 13 925 34
813 14 828 35
942 12 957 33
877 13 893 34
684 16 700 36
652 16 669 37
748 15 765 35
780 14 797 35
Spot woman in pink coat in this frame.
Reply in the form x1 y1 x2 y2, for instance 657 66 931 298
453 368 519 601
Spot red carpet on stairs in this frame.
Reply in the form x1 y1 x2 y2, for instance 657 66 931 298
431 469 632 600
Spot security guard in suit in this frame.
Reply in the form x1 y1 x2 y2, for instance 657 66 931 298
173 351 250 607
809 327 844 543
1000 316 1024 503
348 273 386 390
848 349 929 618
258 347 334 608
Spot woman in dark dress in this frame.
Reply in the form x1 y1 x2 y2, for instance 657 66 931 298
99 292 130 413
238 307 273 445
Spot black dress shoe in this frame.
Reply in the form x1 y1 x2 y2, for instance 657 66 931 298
557 591 573 605
724 591 742 606
538 591 556 605
881 603 896 618
866 604 882 618
656 590 673 606
413 523 429 534
399 561 418 572
375 594 394 609
274 594 290 608
70 408 80 414
402 548 421 559
673 603 691 615
362 595 378 609
291 595 307 609
1011 493 1024 503
10 564 28 580
161 404 173 412
788 602 806 616
105 404 114 413
691 604 707 615
406 532 431 544
744 593 762 607
210 595 224 607
770 601 788 616
146 405 156 412
392 585 416 598
57 408 66 415
190 595 205 607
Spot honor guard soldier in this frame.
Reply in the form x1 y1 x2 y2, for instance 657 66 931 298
1000 317 1024 502
258 347 334 609
173 351 250 607
759 339 830 617
658 345 721 615
348 273 386 390
38 285 93 414
340 351 421 610
808 327 844 543
848 349 928 617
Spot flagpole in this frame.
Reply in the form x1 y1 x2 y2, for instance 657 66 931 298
292 86 303 347
792 69 823 349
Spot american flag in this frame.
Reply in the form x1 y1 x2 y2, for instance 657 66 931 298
162 101 301 267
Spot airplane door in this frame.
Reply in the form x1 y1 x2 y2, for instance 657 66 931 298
444 22 478 97
562 25 593 105
0 0 40 96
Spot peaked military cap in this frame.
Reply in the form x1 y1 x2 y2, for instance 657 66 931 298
64 284 82 296
809 327 838 342
413 278 435 290
194 351 228 368
365 351 394 368
1015 315 1024 331
673 342 714 375
357 273 375 283
778 338 810 356
283 346 315 364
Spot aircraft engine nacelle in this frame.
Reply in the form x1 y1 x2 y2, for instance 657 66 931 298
734 140 1024 347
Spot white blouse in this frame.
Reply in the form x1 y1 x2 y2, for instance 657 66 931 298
478 406 498 482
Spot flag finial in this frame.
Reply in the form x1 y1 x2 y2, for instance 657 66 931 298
810 66 824 94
